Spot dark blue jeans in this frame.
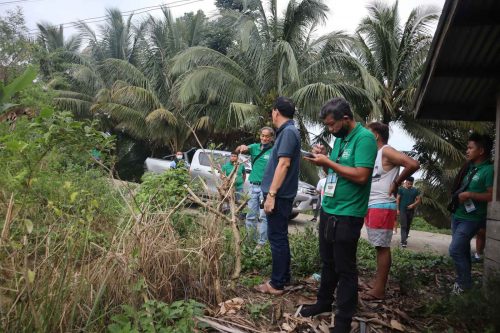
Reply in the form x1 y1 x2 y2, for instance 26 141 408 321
449 216 482 289
266 197 293 290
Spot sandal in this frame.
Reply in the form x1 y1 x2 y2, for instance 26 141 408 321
254 281 284 295
360 291 384 302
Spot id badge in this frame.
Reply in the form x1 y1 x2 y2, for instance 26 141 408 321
324 173 337 197
464 199 476 213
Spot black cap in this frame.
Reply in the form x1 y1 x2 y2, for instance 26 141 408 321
273 96 295 118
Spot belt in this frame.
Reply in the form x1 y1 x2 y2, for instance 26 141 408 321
250 181 261 185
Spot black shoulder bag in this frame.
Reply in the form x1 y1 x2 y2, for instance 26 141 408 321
251 145 272 165
447 165 479 213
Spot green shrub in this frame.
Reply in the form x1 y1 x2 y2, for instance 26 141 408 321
108 300 206 333
412 217 451 235
136 168 191 212
240 227 320 278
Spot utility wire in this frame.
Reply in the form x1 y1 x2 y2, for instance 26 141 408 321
0 0 43 6
27 0 207 34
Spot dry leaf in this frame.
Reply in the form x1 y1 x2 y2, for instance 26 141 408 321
319 321 330 333
217 297 244 315
390 319 405 331
281 322 295 332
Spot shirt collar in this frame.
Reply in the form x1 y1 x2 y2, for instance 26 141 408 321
342 122 361 143
276 120 295 136
472 159 491 168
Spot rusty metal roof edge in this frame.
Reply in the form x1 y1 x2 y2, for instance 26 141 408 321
413 0 460 119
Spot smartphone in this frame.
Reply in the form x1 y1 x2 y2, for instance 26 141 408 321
301 150 314 158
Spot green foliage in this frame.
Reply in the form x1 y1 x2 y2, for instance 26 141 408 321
0 66 38 114
357 238 452 293
241 227 320 278
419 275 500 332
108 300 206 333
0 8 36 82
135 168 190 211
240 275 264 287
246 301 271 320
411 217 451 235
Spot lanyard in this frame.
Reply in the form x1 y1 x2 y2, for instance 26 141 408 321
335 140 349 163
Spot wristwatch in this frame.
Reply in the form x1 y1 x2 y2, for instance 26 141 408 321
269 191 277 198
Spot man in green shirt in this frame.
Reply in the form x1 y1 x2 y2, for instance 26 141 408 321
397 176 421 247
221 151 246 200
449 133 494 294
302 97 377 333
236 127 274 248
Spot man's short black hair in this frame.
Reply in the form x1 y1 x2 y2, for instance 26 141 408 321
319 97 354 120
406 176 414 183
273 96 295 118
230 150 238 156
368 122 389 144
468 133 493 157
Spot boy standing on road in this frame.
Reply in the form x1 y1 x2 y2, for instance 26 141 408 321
236 127 274 248
397 177 421 247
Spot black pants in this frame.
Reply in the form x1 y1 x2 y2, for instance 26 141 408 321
400 209 415 245
317 209 363 328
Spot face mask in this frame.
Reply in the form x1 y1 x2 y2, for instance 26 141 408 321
333 123 349 138
176 155 183 160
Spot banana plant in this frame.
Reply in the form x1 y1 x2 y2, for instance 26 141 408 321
0 66 38 115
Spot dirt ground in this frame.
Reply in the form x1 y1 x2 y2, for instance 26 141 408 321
199 214 477 333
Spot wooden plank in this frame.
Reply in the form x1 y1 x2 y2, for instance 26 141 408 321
485 237 500 263
487 201 500 220
483 257 500 280
486 219 500 241
495 96 500 201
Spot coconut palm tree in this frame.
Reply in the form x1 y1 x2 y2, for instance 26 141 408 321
76 8 148 65
170 0 376 140
348 1 493 226
54 8 211 153
36 22 82 79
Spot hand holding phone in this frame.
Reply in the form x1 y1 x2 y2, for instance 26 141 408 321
301 150 314 158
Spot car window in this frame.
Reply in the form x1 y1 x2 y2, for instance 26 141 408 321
199 152 229 167
199 152 211 166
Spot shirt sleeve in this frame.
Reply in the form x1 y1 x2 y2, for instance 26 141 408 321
354 135 377 168
248 143 258 157
398 188 403 196
277 128 299 158
484 166 494 188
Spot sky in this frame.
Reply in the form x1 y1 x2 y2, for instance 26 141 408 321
2 0 446 154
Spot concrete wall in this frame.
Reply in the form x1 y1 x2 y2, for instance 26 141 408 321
484 96 500 277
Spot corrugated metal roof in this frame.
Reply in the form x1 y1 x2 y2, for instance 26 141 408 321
414 0 500 121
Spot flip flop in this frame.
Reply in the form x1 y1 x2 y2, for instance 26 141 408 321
360 291 384 302
254 281 284 295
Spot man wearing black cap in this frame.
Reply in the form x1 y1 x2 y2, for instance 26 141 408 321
254 96 301 295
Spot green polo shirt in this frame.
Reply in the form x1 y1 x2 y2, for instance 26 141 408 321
247 143 272 183
222 162 246 190
322 123 377 218
454 160 494 222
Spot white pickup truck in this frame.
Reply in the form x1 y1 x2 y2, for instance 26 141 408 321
144 149 318 219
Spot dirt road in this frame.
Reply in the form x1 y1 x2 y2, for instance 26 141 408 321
289 213 476 256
